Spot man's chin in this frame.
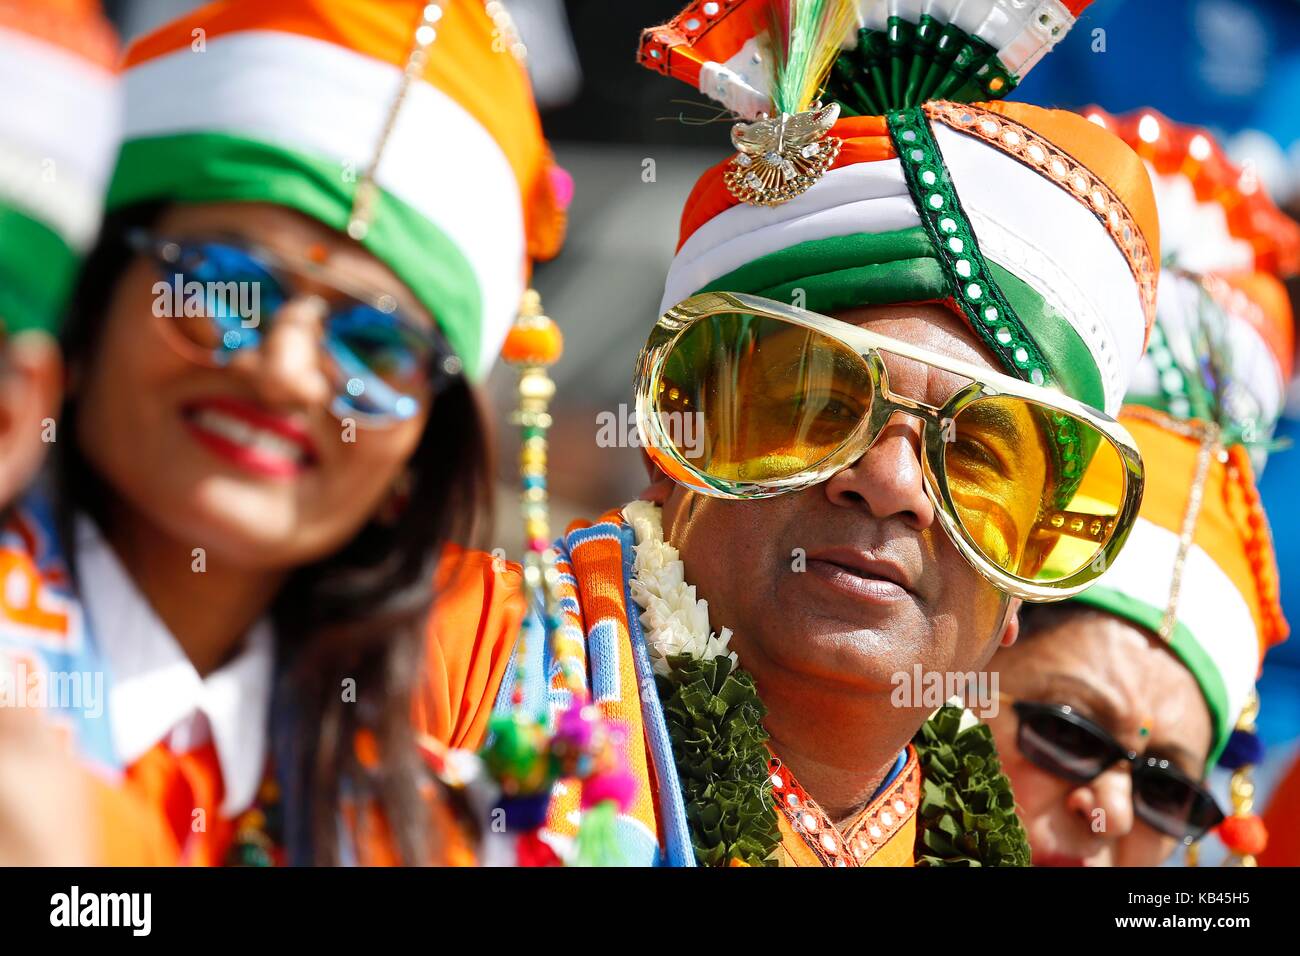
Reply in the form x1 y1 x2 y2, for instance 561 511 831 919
745 623 934 699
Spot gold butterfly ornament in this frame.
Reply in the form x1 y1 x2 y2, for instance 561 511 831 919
724 101 842 206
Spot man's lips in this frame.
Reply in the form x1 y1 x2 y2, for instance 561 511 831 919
181 396 319 478
804 547 920 603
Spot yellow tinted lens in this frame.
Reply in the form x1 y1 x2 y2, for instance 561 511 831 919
654 311 871 483
944 396 1126 583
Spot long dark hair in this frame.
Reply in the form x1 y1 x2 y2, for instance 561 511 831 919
59 203 493 865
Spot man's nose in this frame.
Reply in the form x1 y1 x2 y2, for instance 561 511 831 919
822 411 935 529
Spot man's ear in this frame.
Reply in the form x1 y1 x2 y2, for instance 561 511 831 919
999 598 1022 648
0 331 63 507
637 449 675 505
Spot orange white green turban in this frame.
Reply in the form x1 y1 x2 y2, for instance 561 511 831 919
108 0 566 380
0 0 118 334
1061 114 1295 762
1072 408 1286 762
1084 108 1300 468
639 0 1158 415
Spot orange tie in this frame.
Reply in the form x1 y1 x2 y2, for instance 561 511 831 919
125 740 236 866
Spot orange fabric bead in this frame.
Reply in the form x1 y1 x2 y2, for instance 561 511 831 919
502 317 563 365
1218 813 1268 857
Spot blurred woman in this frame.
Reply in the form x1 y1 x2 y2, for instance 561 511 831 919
986 110 1297 867
0 0 119 867
0 0 116 510
0 0 565 865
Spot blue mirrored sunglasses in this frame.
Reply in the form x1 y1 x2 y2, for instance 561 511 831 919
127 228 461 425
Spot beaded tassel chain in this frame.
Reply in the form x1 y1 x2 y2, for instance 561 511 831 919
505 289 571 701
348 0 528 239
1158 421 1221 642
481 291 634 866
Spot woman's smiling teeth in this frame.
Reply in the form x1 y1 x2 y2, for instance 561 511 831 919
191 407 308 465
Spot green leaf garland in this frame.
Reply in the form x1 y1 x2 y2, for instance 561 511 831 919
911 704 1031 867
656 655 1030 867
656 654 781 867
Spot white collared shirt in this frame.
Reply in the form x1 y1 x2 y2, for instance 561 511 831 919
76 515 273 817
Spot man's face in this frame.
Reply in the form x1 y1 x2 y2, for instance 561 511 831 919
0 329 62 509
656 302 1017 757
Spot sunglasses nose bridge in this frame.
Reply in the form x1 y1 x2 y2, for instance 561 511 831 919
271 292 330 329
245 296 334 406
862 360 943 422
864 350 950 415
1092 741 1139 777
866 392 947 451
257 292 340 358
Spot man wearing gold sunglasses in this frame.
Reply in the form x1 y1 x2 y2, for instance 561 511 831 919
432 0 1160 866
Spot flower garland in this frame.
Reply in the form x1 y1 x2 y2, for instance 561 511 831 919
912 703 1030 866
625 500 779 866
625 500 737 675
624 500 1030 868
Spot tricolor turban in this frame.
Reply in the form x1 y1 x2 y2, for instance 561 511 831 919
1085 108 1300 468
639 0 1159 415
1072 408 1287 762
1065 113 1296 760
108 0 567 380
0 0 119 335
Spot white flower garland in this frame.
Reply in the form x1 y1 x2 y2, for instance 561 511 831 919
623 500 737 677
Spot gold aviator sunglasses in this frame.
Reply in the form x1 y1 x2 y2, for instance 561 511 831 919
632 292 1145 601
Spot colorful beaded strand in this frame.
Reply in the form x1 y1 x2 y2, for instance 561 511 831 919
488 292 636 864
502 289 588 701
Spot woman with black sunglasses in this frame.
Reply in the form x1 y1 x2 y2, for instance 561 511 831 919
0 0 565 865
988 603 1227 866
984 111 1296 868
